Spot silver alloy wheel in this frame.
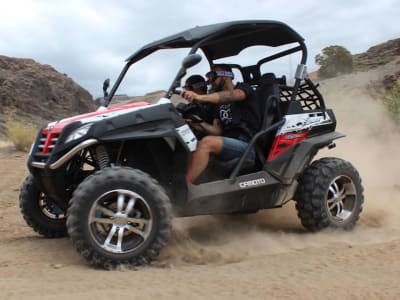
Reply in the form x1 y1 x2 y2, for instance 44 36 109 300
39 194 66 219
326 175 357 222
88 189 153 254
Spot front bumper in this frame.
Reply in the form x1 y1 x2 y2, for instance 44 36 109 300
28 138 98 210
31 139 98 170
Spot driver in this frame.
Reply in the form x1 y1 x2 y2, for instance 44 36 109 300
181 64 260 183
183 74 207 95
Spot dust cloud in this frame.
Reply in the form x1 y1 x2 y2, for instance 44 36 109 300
159 62 400 267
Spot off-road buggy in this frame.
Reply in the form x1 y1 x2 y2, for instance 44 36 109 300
20 20 364 269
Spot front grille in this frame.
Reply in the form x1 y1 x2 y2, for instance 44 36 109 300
38 131 60 154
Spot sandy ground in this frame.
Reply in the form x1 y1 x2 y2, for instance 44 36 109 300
1 61 400 299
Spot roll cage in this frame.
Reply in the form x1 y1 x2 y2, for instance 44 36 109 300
103 20 309 107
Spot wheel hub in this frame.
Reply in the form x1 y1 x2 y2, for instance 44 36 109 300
327 175 357 222
88 189 153 254
112 213 129 227
39 195 66 220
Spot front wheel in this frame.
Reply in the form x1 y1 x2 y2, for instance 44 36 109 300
295 157 364 231
19 175 67 238
66 167 172 269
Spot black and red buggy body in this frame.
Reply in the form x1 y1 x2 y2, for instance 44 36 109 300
20 20 364 269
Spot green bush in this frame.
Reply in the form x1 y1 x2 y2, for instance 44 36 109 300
384 79 400 124
315 45 353 78
7 119 38 152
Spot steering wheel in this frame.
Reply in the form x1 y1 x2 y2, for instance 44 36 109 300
176 102 206 123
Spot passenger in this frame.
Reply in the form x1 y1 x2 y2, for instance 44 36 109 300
181 64 260 183
183 75 217 139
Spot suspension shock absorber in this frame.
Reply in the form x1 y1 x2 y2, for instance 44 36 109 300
95 145 110 169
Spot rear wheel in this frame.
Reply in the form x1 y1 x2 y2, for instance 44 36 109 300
66 167 172 269
295 157 364 231
19 175 67 238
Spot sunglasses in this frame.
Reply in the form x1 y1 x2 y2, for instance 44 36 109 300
183 81 206 91
205 70 234 84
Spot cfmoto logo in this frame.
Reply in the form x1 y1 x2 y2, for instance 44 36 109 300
239 178 266 188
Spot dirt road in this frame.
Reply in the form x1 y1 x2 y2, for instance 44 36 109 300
1 62 399 299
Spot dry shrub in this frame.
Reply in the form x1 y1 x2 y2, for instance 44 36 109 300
384 79 400 124
0 140 13 148
7 119 38 152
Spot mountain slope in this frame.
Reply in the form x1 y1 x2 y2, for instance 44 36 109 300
353 38 400 71
0 55 96 138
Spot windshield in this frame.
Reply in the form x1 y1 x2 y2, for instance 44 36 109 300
116 49 189 96
110 48 210 102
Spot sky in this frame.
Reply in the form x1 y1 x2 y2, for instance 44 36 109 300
0 0 398 98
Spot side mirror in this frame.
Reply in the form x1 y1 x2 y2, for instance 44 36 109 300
103 78 110 97
182 54 202 69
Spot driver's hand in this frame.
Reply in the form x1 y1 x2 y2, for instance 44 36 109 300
181 90 198 103
189 115 202 123
185 119 205 132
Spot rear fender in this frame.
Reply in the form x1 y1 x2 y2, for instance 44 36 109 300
265 132 345 184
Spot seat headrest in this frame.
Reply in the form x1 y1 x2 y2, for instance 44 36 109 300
259 73 277 84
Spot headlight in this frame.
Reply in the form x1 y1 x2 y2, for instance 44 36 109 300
65 123 93 144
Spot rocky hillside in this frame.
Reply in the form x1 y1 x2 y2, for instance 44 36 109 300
312 38 400 84
353 38 400 71
0 55 96 138
352 38 400 93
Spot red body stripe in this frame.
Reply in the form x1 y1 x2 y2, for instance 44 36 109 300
40 102 150 154
267 130 309 161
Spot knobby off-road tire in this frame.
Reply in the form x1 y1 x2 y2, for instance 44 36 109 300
295 157 364 231
66 167 172 269
19 175 68 238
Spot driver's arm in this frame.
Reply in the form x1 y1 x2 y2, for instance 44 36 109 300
182 89 246 104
